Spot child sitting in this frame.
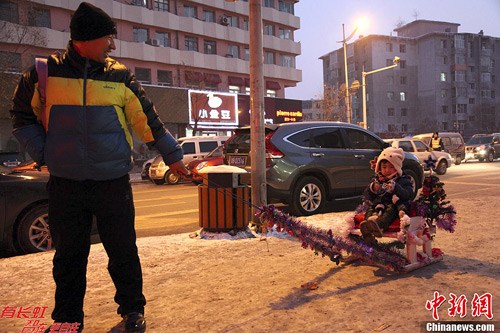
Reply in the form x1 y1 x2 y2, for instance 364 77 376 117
360 147 414 244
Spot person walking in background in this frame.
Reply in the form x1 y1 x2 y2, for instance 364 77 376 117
10 2 189 332
431 132 445 151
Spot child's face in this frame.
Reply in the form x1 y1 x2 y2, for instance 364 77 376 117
380 161 397 177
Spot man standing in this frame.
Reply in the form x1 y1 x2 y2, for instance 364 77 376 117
431 132 445 151
11 3 189 332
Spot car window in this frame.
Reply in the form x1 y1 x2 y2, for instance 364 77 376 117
398 141 413 152
311 128 343 149
442 137 451 147
288 129 312 148
414 140 428 152
344 128 383 150
207 146 223 157
199 141 218 153
225 133 250 153
181 142 196 154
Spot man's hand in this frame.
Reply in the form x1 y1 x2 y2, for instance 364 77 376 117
168 160 191 179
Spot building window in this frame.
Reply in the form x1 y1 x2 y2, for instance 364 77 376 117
264 24 274 36
401 108 407 116
400 92 406 101
135 67 151 84
227 45 239 58
386 91 394 101
280 55 295 68
229 85 240 93
244 48 250 61
441 89 447 98
157 70 173 86
278 0 294 14
399 60 406 69
453 71 465 82
386 43 393 52
29 7 50 28
203 10 215 22
400 76 407 85
469 83 475 90
399 44 406 53
279 28 291 39
401 124 408 132
132 0 147 6
266 89 277 97
457 104 467 113
455 54 465 64
185 36 198 51
184 5 197 18
264 51 275 64
133 28 149 43
155 31 170 47
469 98 475 104
0 1 18 23
264 0 274 8
204 40 216 54
480 90 490 98
153 0 169 12
387 108 395 116
481 72 491 82
441 105 448 113
440 72 447 82
440 40 447 48
492 91 496 99
454 35 465 49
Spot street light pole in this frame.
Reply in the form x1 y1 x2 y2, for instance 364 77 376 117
340 24 358 124
361 56 400 129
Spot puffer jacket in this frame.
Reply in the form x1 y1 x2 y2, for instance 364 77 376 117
11 42 182 181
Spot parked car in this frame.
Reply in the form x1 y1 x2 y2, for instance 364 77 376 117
11 160 49 172
223 122 424 216
140 157 155 180
186 145 225 184
149 135 229 185
385 138 453 175
0 151 26 167
464 133 500 162
412 132 465 165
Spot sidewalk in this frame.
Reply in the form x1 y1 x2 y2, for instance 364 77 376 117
0 195 498 333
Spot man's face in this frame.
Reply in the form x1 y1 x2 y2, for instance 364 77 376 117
79 35 116 63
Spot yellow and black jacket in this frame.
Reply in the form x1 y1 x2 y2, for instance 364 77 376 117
11 42 182 181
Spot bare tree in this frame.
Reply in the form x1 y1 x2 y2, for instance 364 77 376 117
321 85 345 121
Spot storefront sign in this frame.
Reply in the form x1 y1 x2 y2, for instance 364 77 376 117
188 90 238 128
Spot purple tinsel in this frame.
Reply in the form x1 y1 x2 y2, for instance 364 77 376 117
257 205 407 272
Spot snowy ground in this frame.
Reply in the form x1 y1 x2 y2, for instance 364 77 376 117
0 194 498 333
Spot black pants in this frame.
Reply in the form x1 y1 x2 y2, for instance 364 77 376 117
365 203 399 230
47 174 146 325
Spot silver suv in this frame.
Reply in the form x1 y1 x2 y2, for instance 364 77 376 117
224 122 424 216
464 133 500 162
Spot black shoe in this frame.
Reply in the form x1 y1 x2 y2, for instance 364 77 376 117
122 312 146 333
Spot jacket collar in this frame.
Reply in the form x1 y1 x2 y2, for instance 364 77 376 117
66 41 106 73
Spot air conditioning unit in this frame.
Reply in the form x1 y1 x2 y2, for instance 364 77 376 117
220 16 230 26
147 39 161 47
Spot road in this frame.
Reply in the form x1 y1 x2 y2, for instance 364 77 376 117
132 160 500 237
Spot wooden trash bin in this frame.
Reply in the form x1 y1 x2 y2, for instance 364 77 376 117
198 170 251 231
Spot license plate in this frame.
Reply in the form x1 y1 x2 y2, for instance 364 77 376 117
229 155 247 167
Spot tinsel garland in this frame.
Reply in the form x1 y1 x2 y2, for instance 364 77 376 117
257 205 408 272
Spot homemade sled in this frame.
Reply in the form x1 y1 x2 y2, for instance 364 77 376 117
350 211 443 272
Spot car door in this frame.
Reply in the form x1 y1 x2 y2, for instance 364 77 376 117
342 128 386 193
309 127 357 196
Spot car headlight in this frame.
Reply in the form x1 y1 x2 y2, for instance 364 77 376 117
196 161 208 170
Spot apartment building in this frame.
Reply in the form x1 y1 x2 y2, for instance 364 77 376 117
321 20 500 138
0 0 301 153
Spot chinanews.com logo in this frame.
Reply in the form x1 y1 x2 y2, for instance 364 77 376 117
422 291 496 332
0 306 81 333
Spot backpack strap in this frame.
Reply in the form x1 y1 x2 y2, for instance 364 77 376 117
35 57 48 128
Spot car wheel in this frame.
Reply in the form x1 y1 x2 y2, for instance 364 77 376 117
165 170 180 185
152 178 165 185
16 203 53 254
479 158 485 162
141 163 151 180
454 155 462 165
403 169 418 200
435 160 447 175
487 151 494 162
290 176 326 216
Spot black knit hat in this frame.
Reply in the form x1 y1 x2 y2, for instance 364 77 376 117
70 2 117 41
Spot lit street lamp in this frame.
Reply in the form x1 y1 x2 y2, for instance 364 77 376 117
361 56 400 129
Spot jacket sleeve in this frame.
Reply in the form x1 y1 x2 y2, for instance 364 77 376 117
393 175 414 202
10 67 46 165
123 70 183 165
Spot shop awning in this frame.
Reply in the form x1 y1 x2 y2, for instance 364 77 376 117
204 73 222 84
266 80 281 90
185 71 204 82
228 76 245 86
